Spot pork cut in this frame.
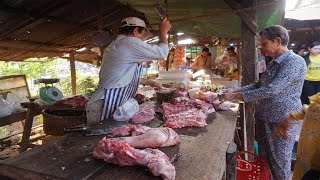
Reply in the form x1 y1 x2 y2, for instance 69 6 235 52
163 108 207 128
111 124 151 137
130 107 155 123
134 94 148 104
162 97 215 128
55 95 89 108
118 127 181 148
93 139 175 180
112 125 181 148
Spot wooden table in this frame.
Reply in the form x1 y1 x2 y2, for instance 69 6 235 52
0 110 237 180
19 102 84 153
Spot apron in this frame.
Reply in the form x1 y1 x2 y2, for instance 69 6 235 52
100 63 143 121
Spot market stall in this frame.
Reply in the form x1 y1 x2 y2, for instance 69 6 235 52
0 108 237 180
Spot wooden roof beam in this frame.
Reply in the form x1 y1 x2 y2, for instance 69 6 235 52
0 46 96 55
0 5 97 33
224 0 258 35
0 1 72 40
12 4 121 59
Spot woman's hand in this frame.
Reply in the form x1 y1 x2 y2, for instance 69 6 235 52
273 117 293 138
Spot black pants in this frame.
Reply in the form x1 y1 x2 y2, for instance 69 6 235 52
302 169 320 180
301 80 320 105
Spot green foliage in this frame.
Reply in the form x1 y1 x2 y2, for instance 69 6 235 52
0 58 99 97
0 127 8 139
0 58 58 81
77 76 98 96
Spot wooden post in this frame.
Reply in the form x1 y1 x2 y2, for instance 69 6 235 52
240 0 257 153
70 52 76 95
19 106 35 152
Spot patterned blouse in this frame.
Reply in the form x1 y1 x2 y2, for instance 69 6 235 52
240 50 307 123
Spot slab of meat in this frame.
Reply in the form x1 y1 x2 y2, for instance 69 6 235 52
134 94 148 104
161 97 215 128
196 92 220 105
119 127 181 148
163 108 207 128
55 95 89 108
112 124 151 137
93 139 175 180
130 107 155 123
165 97 215 114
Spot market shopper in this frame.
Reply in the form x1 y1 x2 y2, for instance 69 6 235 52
192 47 212 72
86 17 171 125
274 93 320 180
221 25 307 180
300 41 320 105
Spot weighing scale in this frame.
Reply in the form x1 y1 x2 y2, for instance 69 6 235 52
38 78 63 103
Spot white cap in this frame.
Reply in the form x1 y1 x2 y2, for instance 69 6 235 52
120 17 146 28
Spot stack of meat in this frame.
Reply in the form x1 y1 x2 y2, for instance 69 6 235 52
130 107 155 124
55 95 89 108
196 92 237 111
94 125 180 180
162 97 215 128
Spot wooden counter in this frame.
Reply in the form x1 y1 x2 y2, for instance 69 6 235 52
0 110 237 180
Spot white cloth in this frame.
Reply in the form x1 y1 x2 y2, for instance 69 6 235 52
88 35 169 105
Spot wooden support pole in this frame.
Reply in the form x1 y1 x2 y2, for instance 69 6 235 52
240 0 257 153
70 52 77 95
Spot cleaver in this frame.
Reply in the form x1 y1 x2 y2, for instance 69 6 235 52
64 126 114 136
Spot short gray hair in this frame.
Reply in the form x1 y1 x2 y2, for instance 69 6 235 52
259 25 289 46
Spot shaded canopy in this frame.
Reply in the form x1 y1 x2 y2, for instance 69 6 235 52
0 0 285 63
120 0 285 38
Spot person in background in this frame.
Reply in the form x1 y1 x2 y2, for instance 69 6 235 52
220 25 307 180
86 17 171 125
297 44 307 57
226 46 238 79
192 47 212 73
274 93 320 180
301 41 320 105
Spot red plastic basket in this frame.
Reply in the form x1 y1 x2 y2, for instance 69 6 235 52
236 151 271 180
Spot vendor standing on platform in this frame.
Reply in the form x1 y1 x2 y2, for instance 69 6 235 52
192 47 212 73
86 17 171 125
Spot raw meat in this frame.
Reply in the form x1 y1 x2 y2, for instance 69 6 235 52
163 108 207 128
134 94 148 104
93 139 175 180
119 127 181 148
161 97 215 128
130 107 155 123
112 124 151 137
55 95 89 108
196 92 220 105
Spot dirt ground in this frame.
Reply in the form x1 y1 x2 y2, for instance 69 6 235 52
0 125 58 160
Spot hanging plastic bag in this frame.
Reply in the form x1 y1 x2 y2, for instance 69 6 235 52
0 97 13 118
113 98 139 121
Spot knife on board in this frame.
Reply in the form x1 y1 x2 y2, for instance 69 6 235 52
64 126 115 136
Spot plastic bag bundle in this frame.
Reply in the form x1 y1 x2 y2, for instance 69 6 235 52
113 98 139 121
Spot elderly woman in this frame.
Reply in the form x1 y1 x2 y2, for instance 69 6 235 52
223 25 307 179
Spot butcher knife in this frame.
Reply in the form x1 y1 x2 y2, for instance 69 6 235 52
64 126 114 136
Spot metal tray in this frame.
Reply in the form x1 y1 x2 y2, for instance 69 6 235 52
37 78 60 84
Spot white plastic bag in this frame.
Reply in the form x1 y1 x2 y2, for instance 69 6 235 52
6 92 28 113
113 98 139 121
0 97 13 118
